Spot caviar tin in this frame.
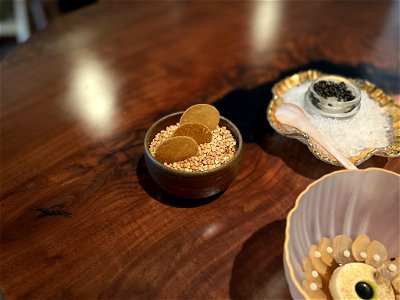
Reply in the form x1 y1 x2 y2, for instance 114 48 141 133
304 75 362 118
267 70 400 166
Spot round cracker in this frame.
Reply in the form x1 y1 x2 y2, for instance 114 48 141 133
172 123 212 144
180 104 220 130
154 136 198 163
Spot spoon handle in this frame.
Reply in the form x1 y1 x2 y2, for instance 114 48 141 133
306 127 357 170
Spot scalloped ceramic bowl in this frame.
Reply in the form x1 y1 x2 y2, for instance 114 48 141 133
283 168 400 299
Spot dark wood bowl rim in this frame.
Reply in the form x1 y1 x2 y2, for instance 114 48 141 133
144 112 243 177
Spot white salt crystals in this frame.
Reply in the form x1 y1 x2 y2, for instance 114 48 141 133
282 81 391 158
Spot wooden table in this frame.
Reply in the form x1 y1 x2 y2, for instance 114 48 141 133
1 1 399 299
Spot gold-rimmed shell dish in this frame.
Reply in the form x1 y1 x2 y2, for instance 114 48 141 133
267 70 400 166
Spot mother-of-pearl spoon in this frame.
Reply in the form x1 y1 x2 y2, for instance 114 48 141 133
275 103 357 170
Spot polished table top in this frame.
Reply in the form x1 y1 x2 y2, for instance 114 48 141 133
1 1 399 299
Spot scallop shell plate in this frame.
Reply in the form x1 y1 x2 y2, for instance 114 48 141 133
267 70 400 166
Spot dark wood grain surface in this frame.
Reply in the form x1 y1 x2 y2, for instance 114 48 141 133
1 1 399 299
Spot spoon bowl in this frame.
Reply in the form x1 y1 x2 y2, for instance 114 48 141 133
275 103 357 170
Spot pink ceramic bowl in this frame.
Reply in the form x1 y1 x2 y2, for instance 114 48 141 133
283 168 400 299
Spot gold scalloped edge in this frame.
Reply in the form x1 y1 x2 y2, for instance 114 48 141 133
267 70 400 166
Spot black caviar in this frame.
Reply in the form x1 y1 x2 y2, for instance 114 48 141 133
355 282 374 299
313 80 355 102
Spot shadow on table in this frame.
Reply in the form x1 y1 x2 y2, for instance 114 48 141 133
229 219 291 300
258 131 340 179
213 61 392 179
136 156 223 208
257 130 388 179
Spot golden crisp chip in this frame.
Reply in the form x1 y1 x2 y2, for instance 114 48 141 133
351 234 371 262
180 104 220 130
309 244 330 277
154 136 198 163
333 235 354 265
172 123 212 144
318 237 336 267
377 257 399 281
302 257 322 288
365 240 388 268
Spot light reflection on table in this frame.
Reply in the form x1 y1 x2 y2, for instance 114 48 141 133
251 1 282 54
67 52 119 138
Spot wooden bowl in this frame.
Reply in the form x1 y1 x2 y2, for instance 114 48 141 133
144 112 243 199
